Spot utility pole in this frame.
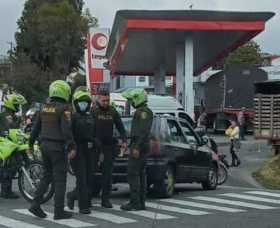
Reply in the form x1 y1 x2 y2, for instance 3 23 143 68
7 41 13 54
6 41 13 72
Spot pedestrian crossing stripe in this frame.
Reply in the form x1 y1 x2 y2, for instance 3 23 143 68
0 215 43 228
191 196 277 209
221 193 280 204
70 207 136 224
111 204 177 220
13 209 96 227
246 191 280 198
0 190 279 228
146 202 210 215
160 199 246 212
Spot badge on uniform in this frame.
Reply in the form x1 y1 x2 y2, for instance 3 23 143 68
64 111 71 121
141 112 147 119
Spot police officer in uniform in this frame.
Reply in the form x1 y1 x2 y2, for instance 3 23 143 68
93 90 127 208
67 89 94 214
0 93 27 199
121 88 153 211
28 80 76 220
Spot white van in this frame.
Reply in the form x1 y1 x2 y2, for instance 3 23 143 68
147 95 196 128
110 93 196 128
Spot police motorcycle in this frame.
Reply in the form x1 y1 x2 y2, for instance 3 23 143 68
0 129 54 203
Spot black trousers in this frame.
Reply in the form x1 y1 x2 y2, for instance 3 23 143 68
1 170 16 195
127 152 147 206
230 140 240 166
68 143 93 209
33 141 67 210
98 144 114 201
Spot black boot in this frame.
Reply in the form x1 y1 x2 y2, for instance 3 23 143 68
87 200 93 208
29 203 47 218
66 192 75 210
120 202 141 211
140 196 146 210
101 199 113 208
140 202 146 210
236 160 241 167
54 209 73 220
79 208 91 214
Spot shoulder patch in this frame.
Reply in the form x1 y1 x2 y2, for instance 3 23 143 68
42 106 56 113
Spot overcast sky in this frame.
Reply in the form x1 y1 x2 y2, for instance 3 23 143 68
0 0 279 56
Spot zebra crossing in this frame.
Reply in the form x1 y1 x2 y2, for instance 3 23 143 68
1 190 280 228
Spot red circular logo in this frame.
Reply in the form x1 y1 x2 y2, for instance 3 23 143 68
91 33 108 50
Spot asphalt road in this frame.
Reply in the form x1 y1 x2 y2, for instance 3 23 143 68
1 136 279 228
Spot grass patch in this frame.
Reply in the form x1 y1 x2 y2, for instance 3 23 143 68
253 155 280 189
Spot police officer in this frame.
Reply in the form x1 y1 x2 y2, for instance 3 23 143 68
121 88 153 211
0 93 27 199
28 80 76 220
93 90 127 208
67 89 94 214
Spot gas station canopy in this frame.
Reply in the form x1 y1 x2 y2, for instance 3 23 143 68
106 10 274 76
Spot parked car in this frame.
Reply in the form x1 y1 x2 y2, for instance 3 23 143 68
92 114 218 198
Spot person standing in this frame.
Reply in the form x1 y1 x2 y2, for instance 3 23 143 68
28 80 76 220
121 88 153 211
237 107 246 140
93 90 127 208
0 93 27 199
67 90 94 214
197 107 207 133
225 120 241 167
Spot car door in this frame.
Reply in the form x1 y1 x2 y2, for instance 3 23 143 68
179 120 212 178
165 119 194 182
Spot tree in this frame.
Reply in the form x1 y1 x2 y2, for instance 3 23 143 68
226 41 262 66
11 0 98 101
15 0 94 78
83 8 99 28
6 53 50 103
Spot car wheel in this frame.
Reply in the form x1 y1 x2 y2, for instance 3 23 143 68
154 166 175 198
202 164 218 190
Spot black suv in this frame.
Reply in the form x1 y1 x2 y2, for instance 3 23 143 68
93 115 218 198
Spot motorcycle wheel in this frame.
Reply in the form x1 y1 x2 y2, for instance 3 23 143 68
217 163 228 185
18 160 54 204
